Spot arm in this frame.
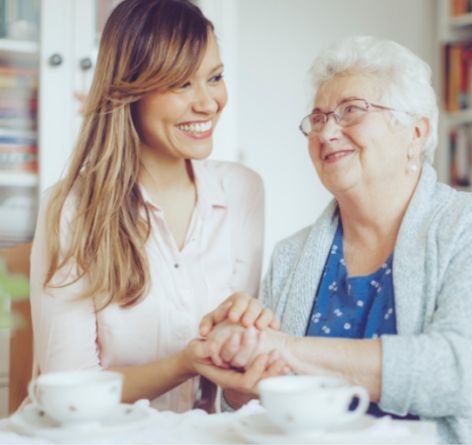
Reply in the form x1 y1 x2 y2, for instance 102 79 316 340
279 335 382 401
206 322 380 402
379 227 472 418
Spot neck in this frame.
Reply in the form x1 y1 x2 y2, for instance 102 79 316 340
140 148 194 193
336 170 421 246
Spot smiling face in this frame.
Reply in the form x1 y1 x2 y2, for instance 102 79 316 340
308 73 415 196
135 32 227 162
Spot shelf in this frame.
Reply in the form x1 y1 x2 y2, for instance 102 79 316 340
446 108 472 126
450 13 472 28
0 39 38 55
0 172 38 187
455 185 472 192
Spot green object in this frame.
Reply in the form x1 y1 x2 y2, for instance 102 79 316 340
0 258 29 330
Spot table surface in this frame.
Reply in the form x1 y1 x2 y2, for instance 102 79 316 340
0 400 439 444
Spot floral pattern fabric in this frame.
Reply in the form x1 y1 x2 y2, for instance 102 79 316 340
306 222 418 420
306 223 395 339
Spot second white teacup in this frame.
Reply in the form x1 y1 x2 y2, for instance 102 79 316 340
258 375 369 434
28 370 123 426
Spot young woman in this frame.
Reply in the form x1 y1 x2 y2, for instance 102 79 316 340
30 0 277 413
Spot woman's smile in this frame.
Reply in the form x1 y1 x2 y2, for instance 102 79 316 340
322 149 356 163
176 120 213 139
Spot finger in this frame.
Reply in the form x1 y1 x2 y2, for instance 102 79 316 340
227 293 251 324
241 299 264 327
199 301 232 336
255 308 276 330
191 339 212 360
208 340 228 368
220 331 242 363
212 300 234 324
269 318 281 330
199 314 213 337
231 327 259 368
266 348 280 366
263 359 290 378
239 353 270 391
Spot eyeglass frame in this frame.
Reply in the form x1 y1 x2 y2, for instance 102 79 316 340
299 97 412 137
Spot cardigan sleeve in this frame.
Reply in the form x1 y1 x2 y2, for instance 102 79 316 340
379 224 472 420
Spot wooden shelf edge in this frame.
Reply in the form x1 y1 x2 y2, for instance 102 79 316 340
450 13 472 28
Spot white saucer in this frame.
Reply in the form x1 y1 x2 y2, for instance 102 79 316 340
7 400 158 443
233 412 380 444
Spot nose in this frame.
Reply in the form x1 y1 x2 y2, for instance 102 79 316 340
318 114 342 142
192 85 218 114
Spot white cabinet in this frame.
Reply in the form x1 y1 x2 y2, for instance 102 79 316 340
0 0 120 247
0 0 118 417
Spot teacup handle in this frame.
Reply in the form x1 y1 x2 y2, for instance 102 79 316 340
340 386 369 422
27 379 41 407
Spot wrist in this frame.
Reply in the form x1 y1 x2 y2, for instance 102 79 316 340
179 345 199 379
223 388 253 410
262 328 289 356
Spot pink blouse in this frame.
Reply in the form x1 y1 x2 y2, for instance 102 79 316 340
30 160 264 412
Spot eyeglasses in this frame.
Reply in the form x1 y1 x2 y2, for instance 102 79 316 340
299 98 409 137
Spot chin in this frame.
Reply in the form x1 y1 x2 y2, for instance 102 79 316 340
186 145 213 160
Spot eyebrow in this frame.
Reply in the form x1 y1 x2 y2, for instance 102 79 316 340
209 64 224 74
311 96 362 113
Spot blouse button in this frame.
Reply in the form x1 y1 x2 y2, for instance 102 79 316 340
174 263 179 268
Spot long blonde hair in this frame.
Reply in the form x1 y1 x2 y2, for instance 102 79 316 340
45 0 214 308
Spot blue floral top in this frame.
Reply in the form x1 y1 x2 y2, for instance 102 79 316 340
306 222 417 419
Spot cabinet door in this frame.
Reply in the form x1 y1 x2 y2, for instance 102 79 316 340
39 0 121 193
38 0 74 193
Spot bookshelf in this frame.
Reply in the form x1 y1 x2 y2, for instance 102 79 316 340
0 0 39 248
0 0 123 417
438 0 472 190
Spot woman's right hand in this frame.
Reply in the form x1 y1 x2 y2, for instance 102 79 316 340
199 292 280 337
204 320 289 371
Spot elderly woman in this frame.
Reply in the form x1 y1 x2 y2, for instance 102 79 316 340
195 36 472 444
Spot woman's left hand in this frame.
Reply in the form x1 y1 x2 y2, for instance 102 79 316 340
205 320 288 370
199 292 280 337
193 350 291 397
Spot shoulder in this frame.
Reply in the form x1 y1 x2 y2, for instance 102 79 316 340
202 159 264 194
270 224 314 270
428 183 472 238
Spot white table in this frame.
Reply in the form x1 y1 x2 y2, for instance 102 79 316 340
0 400 438 444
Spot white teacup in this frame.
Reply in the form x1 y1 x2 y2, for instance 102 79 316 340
28 370 123 426
258 375 369 434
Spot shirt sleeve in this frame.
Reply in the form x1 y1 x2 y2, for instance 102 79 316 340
30 189 101 373
229 168 264 298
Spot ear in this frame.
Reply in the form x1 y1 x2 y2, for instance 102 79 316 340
410 116 430 158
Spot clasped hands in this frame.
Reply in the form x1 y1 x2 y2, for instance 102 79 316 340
186 293 292 402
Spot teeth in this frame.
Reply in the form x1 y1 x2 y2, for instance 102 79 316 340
177 121 212 133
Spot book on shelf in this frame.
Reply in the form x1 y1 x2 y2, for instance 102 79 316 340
443 42 472 111
449 124 472 187
0 150 37 173
0 124 37 172
450 0 472 16
0 74 37 88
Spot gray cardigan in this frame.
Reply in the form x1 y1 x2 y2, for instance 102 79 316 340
260 163 472 444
